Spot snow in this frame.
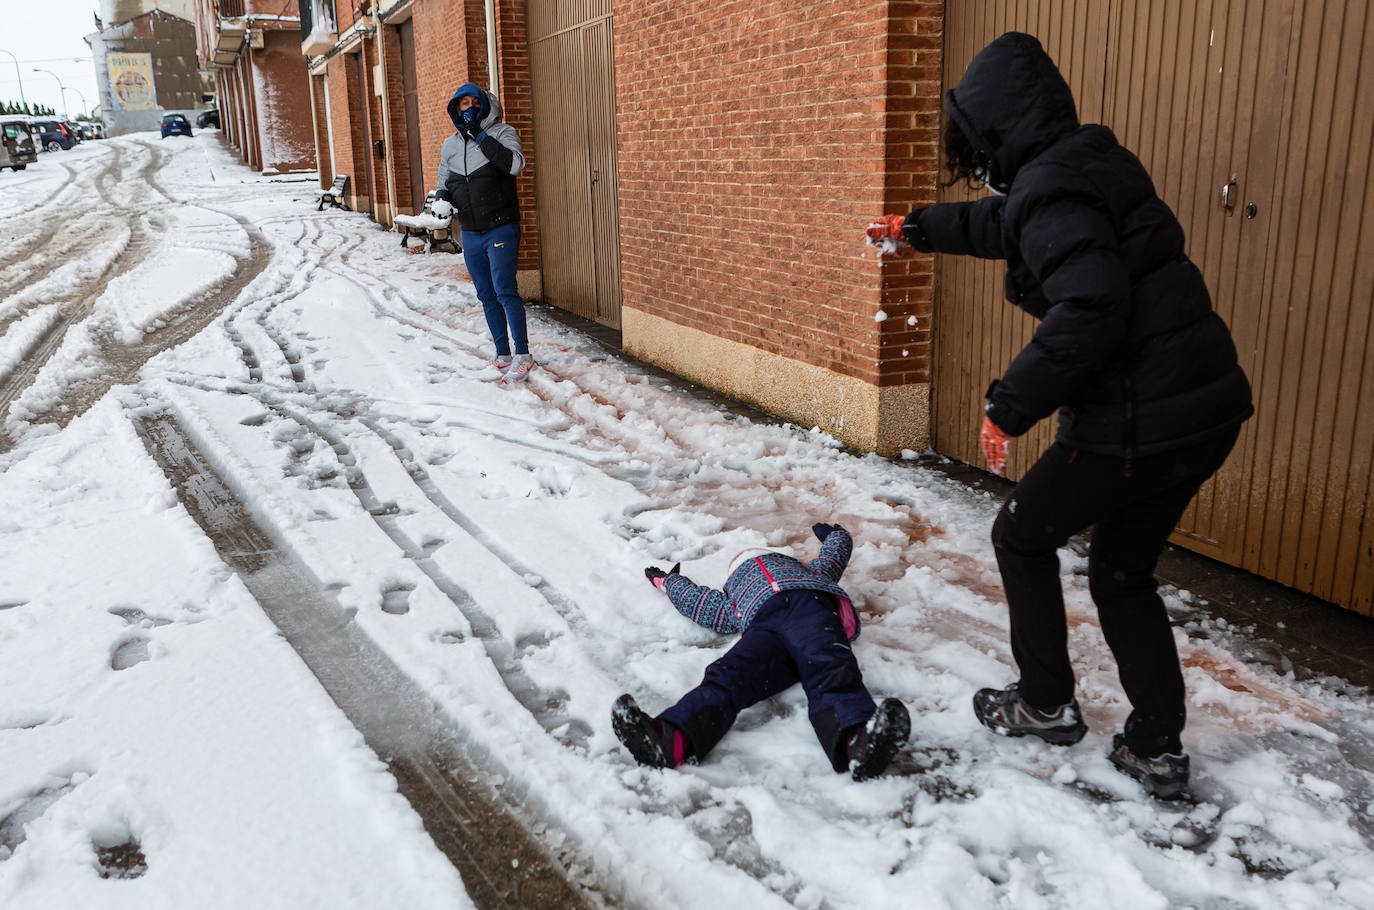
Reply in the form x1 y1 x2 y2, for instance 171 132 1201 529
394 213 452 230
1 133 1373 909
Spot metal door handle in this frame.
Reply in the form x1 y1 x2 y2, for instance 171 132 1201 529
1221 176 1237 213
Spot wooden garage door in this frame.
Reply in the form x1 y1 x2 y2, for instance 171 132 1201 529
934 0 1112 491
528 1 624 328
936 0 1374 614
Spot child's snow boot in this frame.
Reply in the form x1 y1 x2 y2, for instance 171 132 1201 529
847 698 911 781
612 694 689 769
1108 734 1190 800
972 683 1087 745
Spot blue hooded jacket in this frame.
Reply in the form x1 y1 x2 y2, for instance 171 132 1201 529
660 529 860 639
435 83 525 231
447 82 490 132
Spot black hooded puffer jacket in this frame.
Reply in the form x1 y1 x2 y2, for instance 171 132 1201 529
907 32 1253 457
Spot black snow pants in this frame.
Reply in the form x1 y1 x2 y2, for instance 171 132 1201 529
990 427 1240 756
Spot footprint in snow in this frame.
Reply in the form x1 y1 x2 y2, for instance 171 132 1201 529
381 585 414 615
108 605 172 627
94 832 148 879
0 777 80 860
110 636 151 671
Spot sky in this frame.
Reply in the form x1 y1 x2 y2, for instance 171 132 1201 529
0 0 108 118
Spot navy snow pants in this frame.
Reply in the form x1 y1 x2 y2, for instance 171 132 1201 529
660 590 876 771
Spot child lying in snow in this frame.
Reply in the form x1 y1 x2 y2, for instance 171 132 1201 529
613 524 910 781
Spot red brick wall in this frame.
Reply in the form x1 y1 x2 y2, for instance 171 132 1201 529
237 58 262 170
325 56 358 198
334 0 357 32
403 0 538 265
412 0 466 202
311 73 332 188
613 0 941 388
876 1 943 387
380 24 415 213
251 30 317 173
494 0 538 271
215 70 233 146
361 38 389 209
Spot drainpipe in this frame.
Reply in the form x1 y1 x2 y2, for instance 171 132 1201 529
484 0 498 95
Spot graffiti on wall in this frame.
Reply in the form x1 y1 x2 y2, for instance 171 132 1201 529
108 53 158 110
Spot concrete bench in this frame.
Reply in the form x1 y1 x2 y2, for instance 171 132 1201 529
317 175 349 211
394 190 460 254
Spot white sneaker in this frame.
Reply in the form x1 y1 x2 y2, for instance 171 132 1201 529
475 355 512 381
502 354 535 383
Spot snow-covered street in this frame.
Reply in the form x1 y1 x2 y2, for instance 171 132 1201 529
1 133 1372 909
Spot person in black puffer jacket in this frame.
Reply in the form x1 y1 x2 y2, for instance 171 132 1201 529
433 83 534 383
868 32 1253 799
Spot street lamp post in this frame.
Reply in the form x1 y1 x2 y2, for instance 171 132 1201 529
33 68 69 119
0 49 25 109
62 87 88 119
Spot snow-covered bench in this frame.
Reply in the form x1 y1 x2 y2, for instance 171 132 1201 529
316 175 349 211
394 190 460 254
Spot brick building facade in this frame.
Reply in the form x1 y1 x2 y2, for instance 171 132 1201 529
300 0 541 290
295 0 938 455
87 8 216 137
613 1 942 455
193 0 315 173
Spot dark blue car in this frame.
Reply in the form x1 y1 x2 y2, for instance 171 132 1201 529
160 113 192 139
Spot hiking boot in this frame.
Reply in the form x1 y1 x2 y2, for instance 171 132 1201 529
502 354 535 383
848 698 911 781
612 694 688 769
475 355 511 381
972 683 1087 745
1108 734 1190 800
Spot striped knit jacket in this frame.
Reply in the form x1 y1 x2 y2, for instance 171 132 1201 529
660 529 860 640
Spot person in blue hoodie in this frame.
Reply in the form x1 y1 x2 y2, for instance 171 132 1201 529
432 83 533 383
613 524 910 781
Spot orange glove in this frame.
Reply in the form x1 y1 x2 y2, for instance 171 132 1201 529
980 416 1012 475
866 214 907 244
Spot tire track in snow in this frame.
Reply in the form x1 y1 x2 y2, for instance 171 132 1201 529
160 223 816 898
0 158 77 220
0 145 124 303
165 370 596 748
6 179 279 441
153 369 814 907
0 218 155 450
152 214 1374 900
212 254 839 905
129 407 601 910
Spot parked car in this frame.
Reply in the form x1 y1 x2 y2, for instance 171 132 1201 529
196 108 220 129
65 122 84 144
160 113 192 139
31 119 74 152
1 118 38 170
90 122 106 139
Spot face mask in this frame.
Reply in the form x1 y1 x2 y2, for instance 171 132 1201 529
461 105 481 126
